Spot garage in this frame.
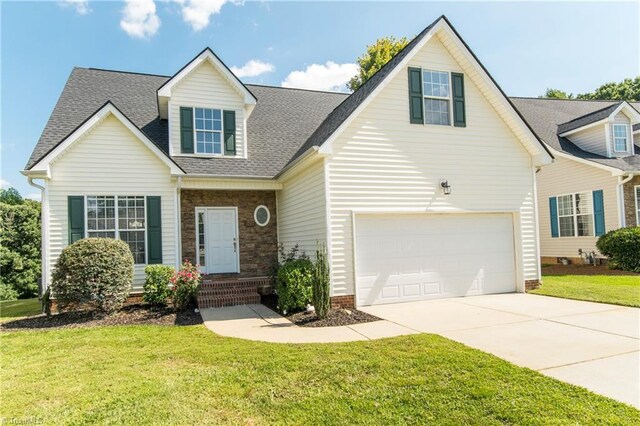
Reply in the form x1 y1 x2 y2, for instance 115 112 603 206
354 214 517 306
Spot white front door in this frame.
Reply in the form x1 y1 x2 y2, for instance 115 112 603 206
204 208 239 274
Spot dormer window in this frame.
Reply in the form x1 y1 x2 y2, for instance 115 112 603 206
195 108 223 154
613 124 629 152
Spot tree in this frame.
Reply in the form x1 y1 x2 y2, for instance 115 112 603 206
0 188 41 299
540 77 640 101
347 36 410 91
0 187 23 205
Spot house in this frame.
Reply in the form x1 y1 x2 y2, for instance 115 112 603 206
512 98 640 264
23 16 553 308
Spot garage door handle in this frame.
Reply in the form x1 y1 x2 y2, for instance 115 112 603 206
233 238 237 253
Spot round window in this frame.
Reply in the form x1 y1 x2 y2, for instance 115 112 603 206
254 205 270 227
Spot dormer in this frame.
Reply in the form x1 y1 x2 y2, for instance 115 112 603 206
157 48 257 158
557 101 640 158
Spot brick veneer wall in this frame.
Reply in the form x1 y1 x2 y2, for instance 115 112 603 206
180 190 278 278
623 176 640 227
331 295 355 309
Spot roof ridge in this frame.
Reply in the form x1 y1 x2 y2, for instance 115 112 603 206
558 101 622 127
246 83 350 96
85 67 170 79
510 96 623 103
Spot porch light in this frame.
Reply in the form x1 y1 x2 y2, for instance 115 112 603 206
440 180 452 195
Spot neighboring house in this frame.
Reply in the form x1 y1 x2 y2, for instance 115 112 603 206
23 16 552 308
512 98 640 264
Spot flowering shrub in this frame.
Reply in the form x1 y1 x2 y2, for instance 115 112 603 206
171 260 201 310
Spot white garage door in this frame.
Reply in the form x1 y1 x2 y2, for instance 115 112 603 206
355 214 516 306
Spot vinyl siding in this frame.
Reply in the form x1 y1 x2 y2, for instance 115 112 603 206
536 156 619 258
169 61 245 157
48 115 177 289
610 112 633 156
569 125 608 157
325 33 539 296
276 160 327 259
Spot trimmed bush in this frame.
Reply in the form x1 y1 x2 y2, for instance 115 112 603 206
276 257 313 314
312 243 331 319
596 227 640 272
171 260 201 310
143 265 174 306
51 238 134 313
0 283 19 301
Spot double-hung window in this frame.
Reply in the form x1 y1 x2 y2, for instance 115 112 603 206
423 70 451 126
195 108 223 154
613 124 629 152
86 195 146 264
556 192 594 237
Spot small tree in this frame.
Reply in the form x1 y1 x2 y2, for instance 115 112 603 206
347 36 410 91
312 243 331 319
51 238 134 313
143 265 174 306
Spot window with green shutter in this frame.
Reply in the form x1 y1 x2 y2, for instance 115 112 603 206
68 196 85 244
223 110 236 155
451 72 466 127
180 107 194 154
408 67 424 124
146 196 162 264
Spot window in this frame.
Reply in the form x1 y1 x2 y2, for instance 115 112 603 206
636 186 640 226
254 205 270 227
423 70 451 125
197 211 206 266
194 108 222 154
613 124 629 152
556 192 593 237
86 195 146 264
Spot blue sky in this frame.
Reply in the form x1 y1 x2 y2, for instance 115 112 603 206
2 1 638 199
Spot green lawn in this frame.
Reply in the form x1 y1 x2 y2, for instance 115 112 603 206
532 275 640 307
1 325 638 424
0 298 41 322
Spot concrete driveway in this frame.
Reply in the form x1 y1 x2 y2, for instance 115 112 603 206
360 293 640 408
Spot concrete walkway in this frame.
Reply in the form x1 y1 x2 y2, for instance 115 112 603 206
361 293 640 408
200 304 417 344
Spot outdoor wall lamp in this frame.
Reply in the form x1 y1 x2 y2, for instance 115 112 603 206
440 180 452 195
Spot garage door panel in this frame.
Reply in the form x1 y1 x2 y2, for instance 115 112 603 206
355 214 516 306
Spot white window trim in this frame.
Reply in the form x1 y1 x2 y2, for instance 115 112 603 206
635 185 640 226
612 123 629 153
193 107 225 156
555 191 596 238
254 205 271 227
421 68 453 127
85 195 148 265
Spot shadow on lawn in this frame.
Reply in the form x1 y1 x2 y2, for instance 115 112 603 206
542 264 639 277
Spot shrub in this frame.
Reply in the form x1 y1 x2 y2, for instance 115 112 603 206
143 265 174 306
312 243 331 319
51 238 134 313
0 283 19 301
596 227 640 272
171 260 201 310
275 246 313 314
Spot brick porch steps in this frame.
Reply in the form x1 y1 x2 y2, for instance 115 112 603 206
197 277 271 309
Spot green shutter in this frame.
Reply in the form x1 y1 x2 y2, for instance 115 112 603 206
146 196 162 264
223 110 236 155
549 197 559 238
180 107 194 154
408 67 424 124
68 196 85 244
451 72 466 127
593 190 605 236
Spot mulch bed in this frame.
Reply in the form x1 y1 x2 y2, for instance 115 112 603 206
1 304 202 332
542 264 639 276
261 294 381 327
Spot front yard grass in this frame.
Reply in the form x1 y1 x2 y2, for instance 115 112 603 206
532 275 640 307
0 298 41 322
1 325 638 424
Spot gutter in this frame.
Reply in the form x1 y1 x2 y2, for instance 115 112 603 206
27 177 48 296
617 172 639 227
274 146 321 180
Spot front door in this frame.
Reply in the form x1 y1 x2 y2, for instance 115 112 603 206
204 208 239 274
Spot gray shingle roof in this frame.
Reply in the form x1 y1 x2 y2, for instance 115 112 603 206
26 68 347 176
556 102 622 134
510 97 640 172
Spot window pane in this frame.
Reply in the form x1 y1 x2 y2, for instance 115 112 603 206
213 119 222 131
424 99 450 125
577 215 593 237
574 192 592 215
118 196 145 230
120 231 146 264
86 196 115 231
614 138 627 151
198 212 206 267
212 109 221 120
195 108 204 119
423 70 449 98
613 125 626 137
88 231 116 239
557 195 573 216
559 216 575 237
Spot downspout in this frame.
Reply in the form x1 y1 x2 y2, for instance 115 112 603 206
617 173 636 227
175 176 182 269
27 177 48 296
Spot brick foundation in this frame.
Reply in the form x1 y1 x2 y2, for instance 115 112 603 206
524 279 541 291
541 256 584 265
331 295 355 309
180 189 278 278
623 176 640 227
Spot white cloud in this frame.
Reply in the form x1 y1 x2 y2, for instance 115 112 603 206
120 0 161 39
230 60 274 78
281 62 358 92
174 0 241 31
26 193 42 202
0 179 12 189
59 0 91 15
